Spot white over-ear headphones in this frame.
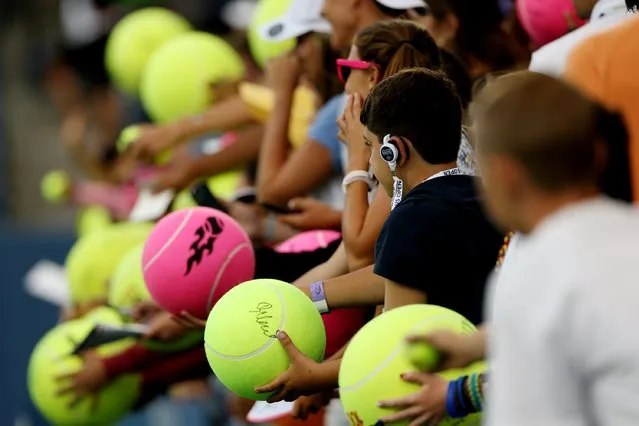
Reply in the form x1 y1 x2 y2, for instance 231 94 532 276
381 134 399 172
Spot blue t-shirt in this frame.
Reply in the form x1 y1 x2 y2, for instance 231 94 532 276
308 94 344 172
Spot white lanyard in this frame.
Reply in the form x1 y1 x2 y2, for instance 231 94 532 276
424 167 463 182
391 167 463 211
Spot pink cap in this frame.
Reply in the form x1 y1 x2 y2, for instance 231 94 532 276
516 0 587 48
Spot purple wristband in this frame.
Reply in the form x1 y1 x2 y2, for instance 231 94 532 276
310 281 330 313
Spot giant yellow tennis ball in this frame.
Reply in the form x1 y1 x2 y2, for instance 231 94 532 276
247 0 296 68
105 7 191 96
239 82 318 148
108 244 151 310
76 206 113 238
140 32 245 124
66 222 154 304
204 279 326 400
339 305 485 425
28 306 140 425
41 170 72 204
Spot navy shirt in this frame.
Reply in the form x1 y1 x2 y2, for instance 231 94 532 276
374 175 503 325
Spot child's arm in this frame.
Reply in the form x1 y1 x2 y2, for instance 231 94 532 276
296 265 385 309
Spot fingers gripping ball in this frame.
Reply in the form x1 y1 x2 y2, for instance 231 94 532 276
28 307 140 425
339 305 485 426
66 222 154 304
41 170 72 204
204 279 326 400
116 125 171 165
248 0 296 68
140 32 245 123
105 7 191 95
142 207 255 319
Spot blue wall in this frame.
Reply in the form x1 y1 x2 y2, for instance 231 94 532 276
0 225 75 425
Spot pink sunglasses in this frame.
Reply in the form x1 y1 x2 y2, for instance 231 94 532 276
336 59 378 83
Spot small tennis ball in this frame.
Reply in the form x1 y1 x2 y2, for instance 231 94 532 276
105 7 191 95
41 170 71 204
247 0 296 68
116 125 142 154
140 32 245 123
339 305 484 425
116 125 172 165
66 222 154 304
28 307 140 425
76 206 113 237
405 341 441 372
204 279 326 400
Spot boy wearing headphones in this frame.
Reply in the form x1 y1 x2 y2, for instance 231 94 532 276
361 68 503 321
253 69 503 405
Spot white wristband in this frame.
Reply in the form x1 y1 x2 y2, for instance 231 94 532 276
342 170 374 193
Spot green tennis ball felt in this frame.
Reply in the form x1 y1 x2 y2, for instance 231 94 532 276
206 170 242 200
66 222 154 304
109 244 151 310
204 279 326 400
405 341 442 372
76 206 113 238
116 125 142 154
248 0 297 68
339 305 484 426
28 307 140 425
171 189 198 212
105 7 191 96
140 32 245 123
41 170 71 204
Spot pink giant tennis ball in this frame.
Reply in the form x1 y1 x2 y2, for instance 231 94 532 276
142 207 255 319
276 230 341 253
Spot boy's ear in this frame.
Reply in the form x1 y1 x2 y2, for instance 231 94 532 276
398 136 413 166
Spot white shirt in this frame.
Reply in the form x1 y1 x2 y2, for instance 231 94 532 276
486 198 639 426
528 0 630 77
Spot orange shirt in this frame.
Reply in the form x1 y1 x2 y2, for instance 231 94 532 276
563 14 639 200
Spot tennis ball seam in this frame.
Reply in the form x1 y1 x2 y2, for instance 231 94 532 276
205 241 253 312
339 313 453 393
143 208 194 272
204 281 287 360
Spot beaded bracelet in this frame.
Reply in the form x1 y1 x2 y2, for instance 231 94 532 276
468 373 483 411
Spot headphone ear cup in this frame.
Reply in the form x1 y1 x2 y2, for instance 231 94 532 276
380 142 399 165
